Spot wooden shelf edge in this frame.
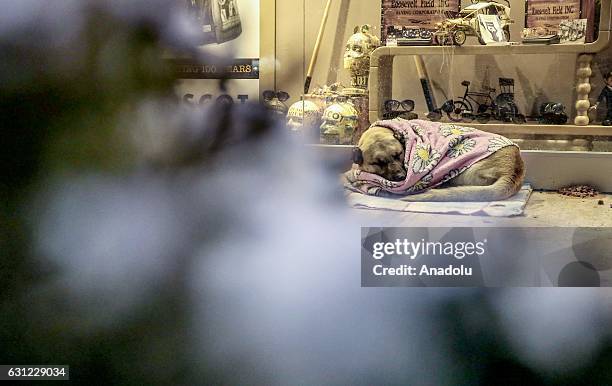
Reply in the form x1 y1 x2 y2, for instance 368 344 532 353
371 32 610 56
307 123 612 144
462 123 612 136
365 114 612 136
307 144 612 157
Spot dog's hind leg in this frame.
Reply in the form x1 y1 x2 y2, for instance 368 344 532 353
396 175 522 202
397 147 525 202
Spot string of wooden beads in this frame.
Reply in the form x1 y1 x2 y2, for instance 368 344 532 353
574 54 593 126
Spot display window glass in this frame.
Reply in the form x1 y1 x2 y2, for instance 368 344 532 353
265 0 611 152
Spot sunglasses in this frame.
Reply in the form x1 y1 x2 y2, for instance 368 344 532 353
384 99 415 113
262 90 290 102
383 99 416 119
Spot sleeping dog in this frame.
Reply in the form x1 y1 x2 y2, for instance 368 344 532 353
347 120 525 202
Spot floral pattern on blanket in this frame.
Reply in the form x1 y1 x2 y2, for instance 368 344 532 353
448 136 476 158
488 136 515 152
439 124 474 137
412 143 442 174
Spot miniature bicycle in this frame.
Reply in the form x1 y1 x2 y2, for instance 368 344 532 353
448 80 496 122
493 78 526 123
450 78 525 123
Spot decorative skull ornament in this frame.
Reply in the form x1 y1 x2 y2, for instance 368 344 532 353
264 99 288 116
311 82 343 98
262 90 289 116
286 100 322 134
343 25 380 94
320 101 359 145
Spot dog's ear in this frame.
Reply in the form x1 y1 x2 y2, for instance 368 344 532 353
393 132 405 146
352 147 364 165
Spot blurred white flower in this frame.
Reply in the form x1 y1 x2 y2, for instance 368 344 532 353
35 175 189 325
492 289 609 373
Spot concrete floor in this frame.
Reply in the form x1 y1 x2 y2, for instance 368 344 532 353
355 191 612 227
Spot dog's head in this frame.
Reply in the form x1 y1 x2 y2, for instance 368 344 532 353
353 126 406 182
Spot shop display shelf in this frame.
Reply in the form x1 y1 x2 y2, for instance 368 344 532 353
368 0 612 128
372 32 611 59
461 123 612 136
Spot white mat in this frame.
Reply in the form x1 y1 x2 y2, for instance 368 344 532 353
346 184 533 217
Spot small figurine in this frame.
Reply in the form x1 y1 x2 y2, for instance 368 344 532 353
521 26 560 45
310 82 343 98
559 19 587 44
343 24 380 96
494 78 525 123
320 100 359 145
538 102 568 125
286 99 322 137
385 26 433 46
262 90 290 117
433 1 513 46
590 71 612 126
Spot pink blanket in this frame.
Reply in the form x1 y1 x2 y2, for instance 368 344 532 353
346 119 518 196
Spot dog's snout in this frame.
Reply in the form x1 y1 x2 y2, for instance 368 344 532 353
387 162 406 181
391 172 406 182
388 163 404 173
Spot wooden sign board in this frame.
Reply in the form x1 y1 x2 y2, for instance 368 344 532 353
175 0 260 106
525 0 581 32
381 0 460 42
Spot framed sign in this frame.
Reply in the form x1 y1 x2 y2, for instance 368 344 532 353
174 0 261 106
559 18 587 43
381 0 460 43
525 0 581 33
186 0 242 45
477 15 507 44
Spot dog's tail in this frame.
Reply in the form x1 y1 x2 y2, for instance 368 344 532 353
397 175 522 202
